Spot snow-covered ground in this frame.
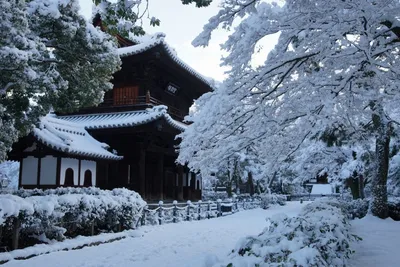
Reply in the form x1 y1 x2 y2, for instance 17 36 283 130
348 215 400 267
3 202 303 267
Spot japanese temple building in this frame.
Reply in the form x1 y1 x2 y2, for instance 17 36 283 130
9 31 213 201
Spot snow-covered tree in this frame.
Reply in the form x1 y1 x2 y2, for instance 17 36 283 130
178 0 400 218
0 0 121 161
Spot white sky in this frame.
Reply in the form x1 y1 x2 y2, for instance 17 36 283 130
79 0 278 82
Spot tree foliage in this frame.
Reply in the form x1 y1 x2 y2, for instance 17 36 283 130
178 0 400 218
0 0 122 161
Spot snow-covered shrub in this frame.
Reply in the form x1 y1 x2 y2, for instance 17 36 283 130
388 197 400 221
219 199 359 267
202 190 228 201
0 188 146 247
0 161 19 189
260 193 286 209
341 198 369 219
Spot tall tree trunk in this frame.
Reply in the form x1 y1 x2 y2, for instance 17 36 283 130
370 106 390 218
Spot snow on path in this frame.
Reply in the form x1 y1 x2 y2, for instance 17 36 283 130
349 215 400 267
4 202 303 267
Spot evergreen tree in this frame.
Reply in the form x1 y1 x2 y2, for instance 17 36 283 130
0 0 121 161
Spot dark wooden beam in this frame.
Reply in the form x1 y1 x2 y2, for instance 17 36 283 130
158 154 164 200
139 147 146 198
177 165 184 201
18 159 23 189
36 157 41 187
56 157 61 186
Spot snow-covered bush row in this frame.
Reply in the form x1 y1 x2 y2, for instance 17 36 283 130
341 198 369 219
0 188 146 244
260 193 286 209
215 198 359 267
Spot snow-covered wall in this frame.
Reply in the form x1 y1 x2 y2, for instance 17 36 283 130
21 157 38 185
39 156 57 185
60 158 79 186
79 160 96 186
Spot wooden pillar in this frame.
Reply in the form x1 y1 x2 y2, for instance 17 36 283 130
177 165 184 201
36 157 41 187
139 148 146 198
18 158 23 189
190 172 196 200
187 170 192 200
158 155 164 200
56 157 61 186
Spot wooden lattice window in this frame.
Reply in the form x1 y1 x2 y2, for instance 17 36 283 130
113 86 138 106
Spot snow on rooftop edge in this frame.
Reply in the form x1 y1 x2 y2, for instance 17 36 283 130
58 105 187 132
33 115 122 160
118 33 215 89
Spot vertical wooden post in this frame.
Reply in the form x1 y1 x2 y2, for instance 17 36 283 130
217 199 222 217
141 207 147 226
139 148 146 199
90 221 95 236
11 218 20 250
178 165 184 201
207 200 212 219
158 155 164 200
186 200 191 221
197 200 202 220
173 200 178 223
146 90 150 104
158 201 163 225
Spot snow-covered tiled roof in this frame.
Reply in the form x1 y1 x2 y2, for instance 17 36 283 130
59 106 188 132
117 33 213 89
33 115 122 160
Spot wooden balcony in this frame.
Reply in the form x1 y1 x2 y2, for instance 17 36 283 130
99 95 185 121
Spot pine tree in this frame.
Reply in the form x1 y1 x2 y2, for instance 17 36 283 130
0 0 121 161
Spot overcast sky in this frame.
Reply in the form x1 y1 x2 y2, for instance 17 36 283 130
79 0 278 82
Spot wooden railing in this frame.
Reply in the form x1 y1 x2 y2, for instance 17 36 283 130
140 198 262 226
100 95 185 120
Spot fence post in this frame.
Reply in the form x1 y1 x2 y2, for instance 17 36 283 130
243 199 246 210
141 206 147 226
217 199 222 217
186 200 191 221
207 200 212 219
90 221 95 236
158 201 163 225
173 200 178 223
11 218 20 250
234 197 239 212
197 200 202 220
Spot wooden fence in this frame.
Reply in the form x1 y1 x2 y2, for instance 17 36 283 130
139 199 262 226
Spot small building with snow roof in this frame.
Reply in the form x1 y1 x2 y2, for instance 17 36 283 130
9 26 213 201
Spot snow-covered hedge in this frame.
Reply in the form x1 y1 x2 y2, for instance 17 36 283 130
0 188 146 246
341 198 369 219
260 193 286 209
217 199 359 267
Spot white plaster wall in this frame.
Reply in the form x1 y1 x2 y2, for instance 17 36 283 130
79 160 96 186
60 158 79 186
196 174 202 190
21 157 38 185
39 156 57 185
